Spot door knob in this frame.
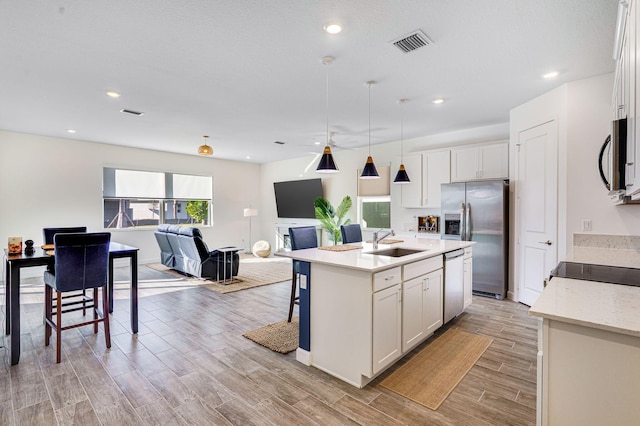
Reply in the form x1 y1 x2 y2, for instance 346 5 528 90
538 240 552 246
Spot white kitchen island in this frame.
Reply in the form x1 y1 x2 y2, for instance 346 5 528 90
529 244 640 426
276 238 474 388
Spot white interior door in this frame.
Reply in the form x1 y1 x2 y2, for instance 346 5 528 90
517 120 558 306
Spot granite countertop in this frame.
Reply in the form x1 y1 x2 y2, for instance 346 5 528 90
530 240 640 337
275 239 474 273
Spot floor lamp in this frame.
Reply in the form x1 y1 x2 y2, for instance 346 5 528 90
243 207 258 253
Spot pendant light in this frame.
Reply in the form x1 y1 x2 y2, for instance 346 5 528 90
393 99 411 184
197 135 213 156
316 56 339 173
360 80 379 179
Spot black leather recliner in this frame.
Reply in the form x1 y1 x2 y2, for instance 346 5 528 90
154 225 239 280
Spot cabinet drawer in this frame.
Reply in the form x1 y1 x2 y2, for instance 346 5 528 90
403 256 443 281
373 267 402 292
464 247 472 259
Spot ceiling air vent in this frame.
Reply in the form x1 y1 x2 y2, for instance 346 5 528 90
120 108 144 116
390 29 433 53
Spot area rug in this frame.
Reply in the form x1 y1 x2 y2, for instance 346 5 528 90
380 328 492 410
242 318 299 354
146 255 291 294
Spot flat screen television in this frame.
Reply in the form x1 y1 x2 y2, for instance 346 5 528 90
273 178 323 219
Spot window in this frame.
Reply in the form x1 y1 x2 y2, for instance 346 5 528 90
103 168 212 229
358 196 391 229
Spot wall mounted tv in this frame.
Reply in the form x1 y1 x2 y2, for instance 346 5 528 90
273 178 323 219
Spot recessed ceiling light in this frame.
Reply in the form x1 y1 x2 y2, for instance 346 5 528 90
66 129 76 133
105 90 121 98
432 98 444 104
323 23 342 34
246 155 252 159
314 141 321 145
543 71 559 79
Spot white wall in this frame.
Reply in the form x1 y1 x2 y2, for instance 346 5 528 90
0 130 261 275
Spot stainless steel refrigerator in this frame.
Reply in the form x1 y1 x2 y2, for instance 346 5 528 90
441 180 508 299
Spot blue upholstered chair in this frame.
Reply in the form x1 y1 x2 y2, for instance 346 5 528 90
44 232 111 363
43 226 89 313
340 223 363 244
43 227 87 246
288 226 318 322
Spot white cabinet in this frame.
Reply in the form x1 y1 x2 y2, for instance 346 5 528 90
399 154 423 207
463 247 473 308
538 318 640 425
399 149 450 208
372 283 402 374
402 258 443 352
424 150 451 207
451 142 508 182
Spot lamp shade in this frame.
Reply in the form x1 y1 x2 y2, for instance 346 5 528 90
360 155 380 179
243 208 258 217
393 164 411 184
316 146 339 173
198 135 213 156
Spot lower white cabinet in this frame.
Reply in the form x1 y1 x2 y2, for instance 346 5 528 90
463 247 473 308
372 283 402 374
402 269 443 352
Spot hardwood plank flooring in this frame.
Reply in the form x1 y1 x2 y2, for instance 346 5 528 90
0 265 537 425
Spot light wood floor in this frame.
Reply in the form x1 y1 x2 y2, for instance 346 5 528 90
0 265 537 425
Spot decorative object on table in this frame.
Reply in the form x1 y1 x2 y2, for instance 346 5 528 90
197 135 213 156
24 239 35 255
243 207 258 253
380 328 492 410
252 240 271 258
317 244 362 252
8 237 22 254
313 195 352 245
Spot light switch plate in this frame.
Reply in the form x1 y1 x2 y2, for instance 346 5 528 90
582 219 592 232
299 275 307 289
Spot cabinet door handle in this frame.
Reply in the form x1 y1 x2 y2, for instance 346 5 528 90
424 278 429 290
385 276 395 281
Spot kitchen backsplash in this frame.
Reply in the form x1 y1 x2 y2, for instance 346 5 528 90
574 233 640 250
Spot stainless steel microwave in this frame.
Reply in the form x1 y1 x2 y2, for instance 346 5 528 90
598 118 627 200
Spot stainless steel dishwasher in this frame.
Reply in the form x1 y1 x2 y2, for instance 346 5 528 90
444 249 465 323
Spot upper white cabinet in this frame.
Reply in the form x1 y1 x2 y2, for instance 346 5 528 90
399 149 451 208
451 142 509 182
399 154 423 208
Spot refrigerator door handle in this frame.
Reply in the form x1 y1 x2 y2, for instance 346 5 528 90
460 202 466 240
466 203 471 241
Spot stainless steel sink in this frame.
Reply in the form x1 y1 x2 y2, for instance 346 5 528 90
369 248 426 257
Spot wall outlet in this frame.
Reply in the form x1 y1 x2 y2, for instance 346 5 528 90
582 219 592 232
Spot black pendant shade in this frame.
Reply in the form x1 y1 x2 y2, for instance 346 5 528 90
393 164 411 183
316 145 339 173
360 155 379 179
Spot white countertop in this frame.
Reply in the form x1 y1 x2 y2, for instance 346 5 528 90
275 239 473 273
529 246 640 337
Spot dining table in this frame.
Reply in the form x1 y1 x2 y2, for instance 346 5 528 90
3 242 139 365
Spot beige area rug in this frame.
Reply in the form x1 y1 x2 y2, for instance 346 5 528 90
380 328 492 410
146 255 291 294
242 318 299 354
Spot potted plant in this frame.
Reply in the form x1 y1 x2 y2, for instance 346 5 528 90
314 195 352 245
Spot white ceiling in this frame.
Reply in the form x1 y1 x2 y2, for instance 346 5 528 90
0 0 618 164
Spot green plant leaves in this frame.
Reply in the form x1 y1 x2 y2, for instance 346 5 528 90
314 196 352 244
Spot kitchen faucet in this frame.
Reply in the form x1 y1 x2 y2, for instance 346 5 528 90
372 229 395 249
